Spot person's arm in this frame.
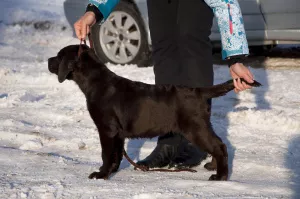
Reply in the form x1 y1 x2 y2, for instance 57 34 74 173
204 0 249 60
204 0 254 93
88 0 120 22
74 0 119 39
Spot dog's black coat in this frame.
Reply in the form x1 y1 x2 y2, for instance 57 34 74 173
48 45 261 181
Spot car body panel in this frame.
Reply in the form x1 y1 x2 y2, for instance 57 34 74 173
64 0 88 34
260 0 300 42
131 0 151 44
261 0 300 31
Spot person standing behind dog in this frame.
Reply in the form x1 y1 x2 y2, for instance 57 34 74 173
74 0 255 169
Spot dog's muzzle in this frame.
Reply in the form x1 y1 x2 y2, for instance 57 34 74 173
48 57 59 74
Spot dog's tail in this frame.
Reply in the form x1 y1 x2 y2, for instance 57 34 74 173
201 78 262 99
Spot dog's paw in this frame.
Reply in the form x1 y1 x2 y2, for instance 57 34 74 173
204 162 217 171
88 171 109 180
208 174 227 181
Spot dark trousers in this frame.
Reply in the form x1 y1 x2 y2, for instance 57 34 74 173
147 0 214 88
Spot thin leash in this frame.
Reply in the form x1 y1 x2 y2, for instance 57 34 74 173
78 34 94 56
79 34 196 173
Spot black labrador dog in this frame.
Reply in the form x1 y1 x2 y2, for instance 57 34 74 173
48 45 261 181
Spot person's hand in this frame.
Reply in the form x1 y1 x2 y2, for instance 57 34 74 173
74 11 96 40
229 63 254 93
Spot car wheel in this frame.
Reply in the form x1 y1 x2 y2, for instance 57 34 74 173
91 1 150 67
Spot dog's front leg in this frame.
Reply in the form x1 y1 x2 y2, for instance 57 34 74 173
89 133 124 180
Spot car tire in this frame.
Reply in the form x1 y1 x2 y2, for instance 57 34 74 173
91 1 151 67
249 45 276 56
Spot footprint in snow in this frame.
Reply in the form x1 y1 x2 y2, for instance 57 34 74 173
20 92 45 102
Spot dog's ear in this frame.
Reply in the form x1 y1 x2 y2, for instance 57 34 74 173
58 57 75 83
77 50 90 68
78 50 89 62
78 49 104 67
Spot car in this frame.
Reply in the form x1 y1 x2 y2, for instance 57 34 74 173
64 0 300 67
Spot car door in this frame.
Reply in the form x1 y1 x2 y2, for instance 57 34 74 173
64 0 89 30
210 0 267 46
260 0 300 41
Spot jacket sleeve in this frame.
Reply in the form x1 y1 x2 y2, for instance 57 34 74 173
89 0 120 20
204 0 249 60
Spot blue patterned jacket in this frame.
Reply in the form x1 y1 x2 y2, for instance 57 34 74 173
89 0 249 60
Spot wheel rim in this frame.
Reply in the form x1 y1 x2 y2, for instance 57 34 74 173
99 11 142 64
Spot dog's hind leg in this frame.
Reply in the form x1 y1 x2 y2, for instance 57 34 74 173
203 137 221 172
184 125 228 181
208 141 228 181
204 156 217 171
89 133 124 180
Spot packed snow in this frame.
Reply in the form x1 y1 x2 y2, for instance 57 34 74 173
0 0 300 198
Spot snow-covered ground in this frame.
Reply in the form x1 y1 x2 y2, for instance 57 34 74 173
1 1 300 198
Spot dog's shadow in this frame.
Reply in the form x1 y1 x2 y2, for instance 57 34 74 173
217 67 271 178
285 135 300 198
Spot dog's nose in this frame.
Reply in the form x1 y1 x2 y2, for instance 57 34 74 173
48 57 58 74
48 64 55 73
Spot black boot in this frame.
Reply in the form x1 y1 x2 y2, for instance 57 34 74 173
169 137 208 169
136 133 207 168
136 133 180 168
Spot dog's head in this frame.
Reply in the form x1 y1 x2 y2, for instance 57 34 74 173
48 44 92 83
